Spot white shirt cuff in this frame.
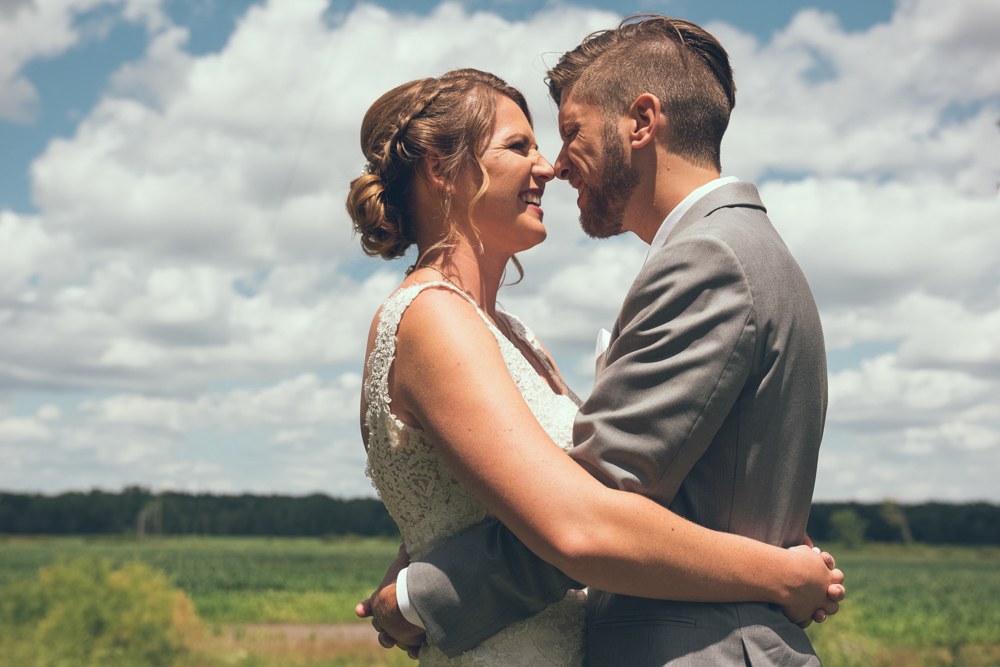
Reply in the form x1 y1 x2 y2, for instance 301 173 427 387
396 567 426 630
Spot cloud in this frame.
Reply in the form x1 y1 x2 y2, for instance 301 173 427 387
0 371 365 493
0 0 172 123
760 179 1000 311
0 416 52 442
81 371 361 431
0 0 107 122
829 354 993 426
718 2 1000 191
1 0 998 499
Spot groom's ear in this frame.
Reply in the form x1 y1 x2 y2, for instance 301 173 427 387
628 93 663 150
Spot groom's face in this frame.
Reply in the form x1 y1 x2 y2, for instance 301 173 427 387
554 93 640 239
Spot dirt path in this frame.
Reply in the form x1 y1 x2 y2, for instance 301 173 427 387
222 623 380 644
190 622 394 661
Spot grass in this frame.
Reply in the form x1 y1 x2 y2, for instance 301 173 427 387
0 535 400 624
2 537 999 666
805 543 1000 666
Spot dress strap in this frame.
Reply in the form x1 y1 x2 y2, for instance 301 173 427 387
364 282 499 422
500 311 583 406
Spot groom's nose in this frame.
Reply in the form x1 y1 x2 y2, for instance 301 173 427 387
553 144 572 181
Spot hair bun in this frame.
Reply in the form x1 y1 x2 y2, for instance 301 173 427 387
346 171 414 259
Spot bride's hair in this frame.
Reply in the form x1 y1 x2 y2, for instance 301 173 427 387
346 69 532 261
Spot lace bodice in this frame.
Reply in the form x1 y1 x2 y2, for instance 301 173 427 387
364 282 585 667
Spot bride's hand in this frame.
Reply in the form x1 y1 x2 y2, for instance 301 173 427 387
780 545 845 628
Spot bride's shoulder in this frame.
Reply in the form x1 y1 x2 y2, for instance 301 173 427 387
394 282 489 343
368 281 465 331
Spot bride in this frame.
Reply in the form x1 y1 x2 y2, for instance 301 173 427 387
347 69 842 665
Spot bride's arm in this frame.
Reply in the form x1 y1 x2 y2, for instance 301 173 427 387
391 290 841 616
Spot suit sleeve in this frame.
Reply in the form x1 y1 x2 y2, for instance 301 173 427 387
571 232 756 504
407 519 578 657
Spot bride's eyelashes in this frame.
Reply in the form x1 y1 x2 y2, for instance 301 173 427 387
501 135 533 155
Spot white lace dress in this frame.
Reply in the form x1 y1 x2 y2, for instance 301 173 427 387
364 282 587 667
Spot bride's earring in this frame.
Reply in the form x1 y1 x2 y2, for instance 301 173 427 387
440 189 452 221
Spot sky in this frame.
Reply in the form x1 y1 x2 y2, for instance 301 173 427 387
0 0 998 502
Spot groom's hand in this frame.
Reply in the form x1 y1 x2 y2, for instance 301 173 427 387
782 545 845 628
369 582 425 659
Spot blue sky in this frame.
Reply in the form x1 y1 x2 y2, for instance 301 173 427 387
1 0 998 500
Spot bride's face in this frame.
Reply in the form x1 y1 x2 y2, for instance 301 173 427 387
456 94 554 257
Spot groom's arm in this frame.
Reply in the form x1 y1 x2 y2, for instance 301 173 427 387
571 231 755 505
405 519 579 656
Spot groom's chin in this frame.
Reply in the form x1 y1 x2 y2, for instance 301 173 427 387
579 208 624 239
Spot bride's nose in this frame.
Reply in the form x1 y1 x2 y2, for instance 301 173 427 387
533 153 555 183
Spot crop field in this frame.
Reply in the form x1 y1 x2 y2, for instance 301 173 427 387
1 536 998 666
0 535 400 625
806 544 1000 666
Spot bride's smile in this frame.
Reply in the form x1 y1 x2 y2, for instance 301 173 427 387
453 94 555 259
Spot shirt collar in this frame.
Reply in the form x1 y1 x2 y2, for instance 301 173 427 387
643 176 740 266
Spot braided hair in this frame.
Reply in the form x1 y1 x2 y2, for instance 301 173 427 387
346 69 532 259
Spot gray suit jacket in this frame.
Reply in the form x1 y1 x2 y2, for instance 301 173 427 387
408 182 828 666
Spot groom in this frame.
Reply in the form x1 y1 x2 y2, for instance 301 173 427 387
371 15 836 666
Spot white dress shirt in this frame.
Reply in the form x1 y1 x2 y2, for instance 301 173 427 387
399 176 741 630
643 176 740 267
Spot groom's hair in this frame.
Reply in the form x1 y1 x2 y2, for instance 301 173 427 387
546 15 735 172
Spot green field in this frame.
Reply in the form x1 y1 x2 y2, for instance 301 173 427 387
806 544 1000 666
0 535 400 625
1 536 999 666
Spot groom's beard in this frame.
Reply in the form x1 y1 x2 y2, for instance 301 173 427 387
579 122 640 239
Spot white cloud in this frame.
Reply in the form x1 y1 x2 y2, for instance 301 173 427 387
81 371 361 431
1 0 999 499
761 180 1000 309
0 0 172 123
718 1 1000 191
0 371 366 492
829 354 994 425
0 0 111 122
0 416 51 442
0 210 76 304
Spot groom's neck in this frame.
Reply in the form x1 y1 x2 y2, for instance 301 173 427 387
626 151 721 245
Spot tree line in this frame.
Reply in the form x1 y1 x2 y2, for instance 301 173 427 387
1 488 997 544
0 488 398 537
805 501 1000 546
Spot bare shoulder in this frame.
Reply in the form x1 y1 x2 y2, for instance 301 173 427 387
394 284 500 361
362 283 482 357
362 282 506 433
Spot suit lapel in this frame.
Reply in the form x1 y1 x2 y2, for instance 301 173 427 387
598 182 768 376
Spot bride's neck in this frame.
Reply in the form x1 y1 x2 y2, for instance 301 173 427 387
411 242 508 319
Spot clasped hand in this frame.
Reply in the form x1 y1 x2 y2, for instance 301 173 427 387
355 541 424 660
787 538 846 628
